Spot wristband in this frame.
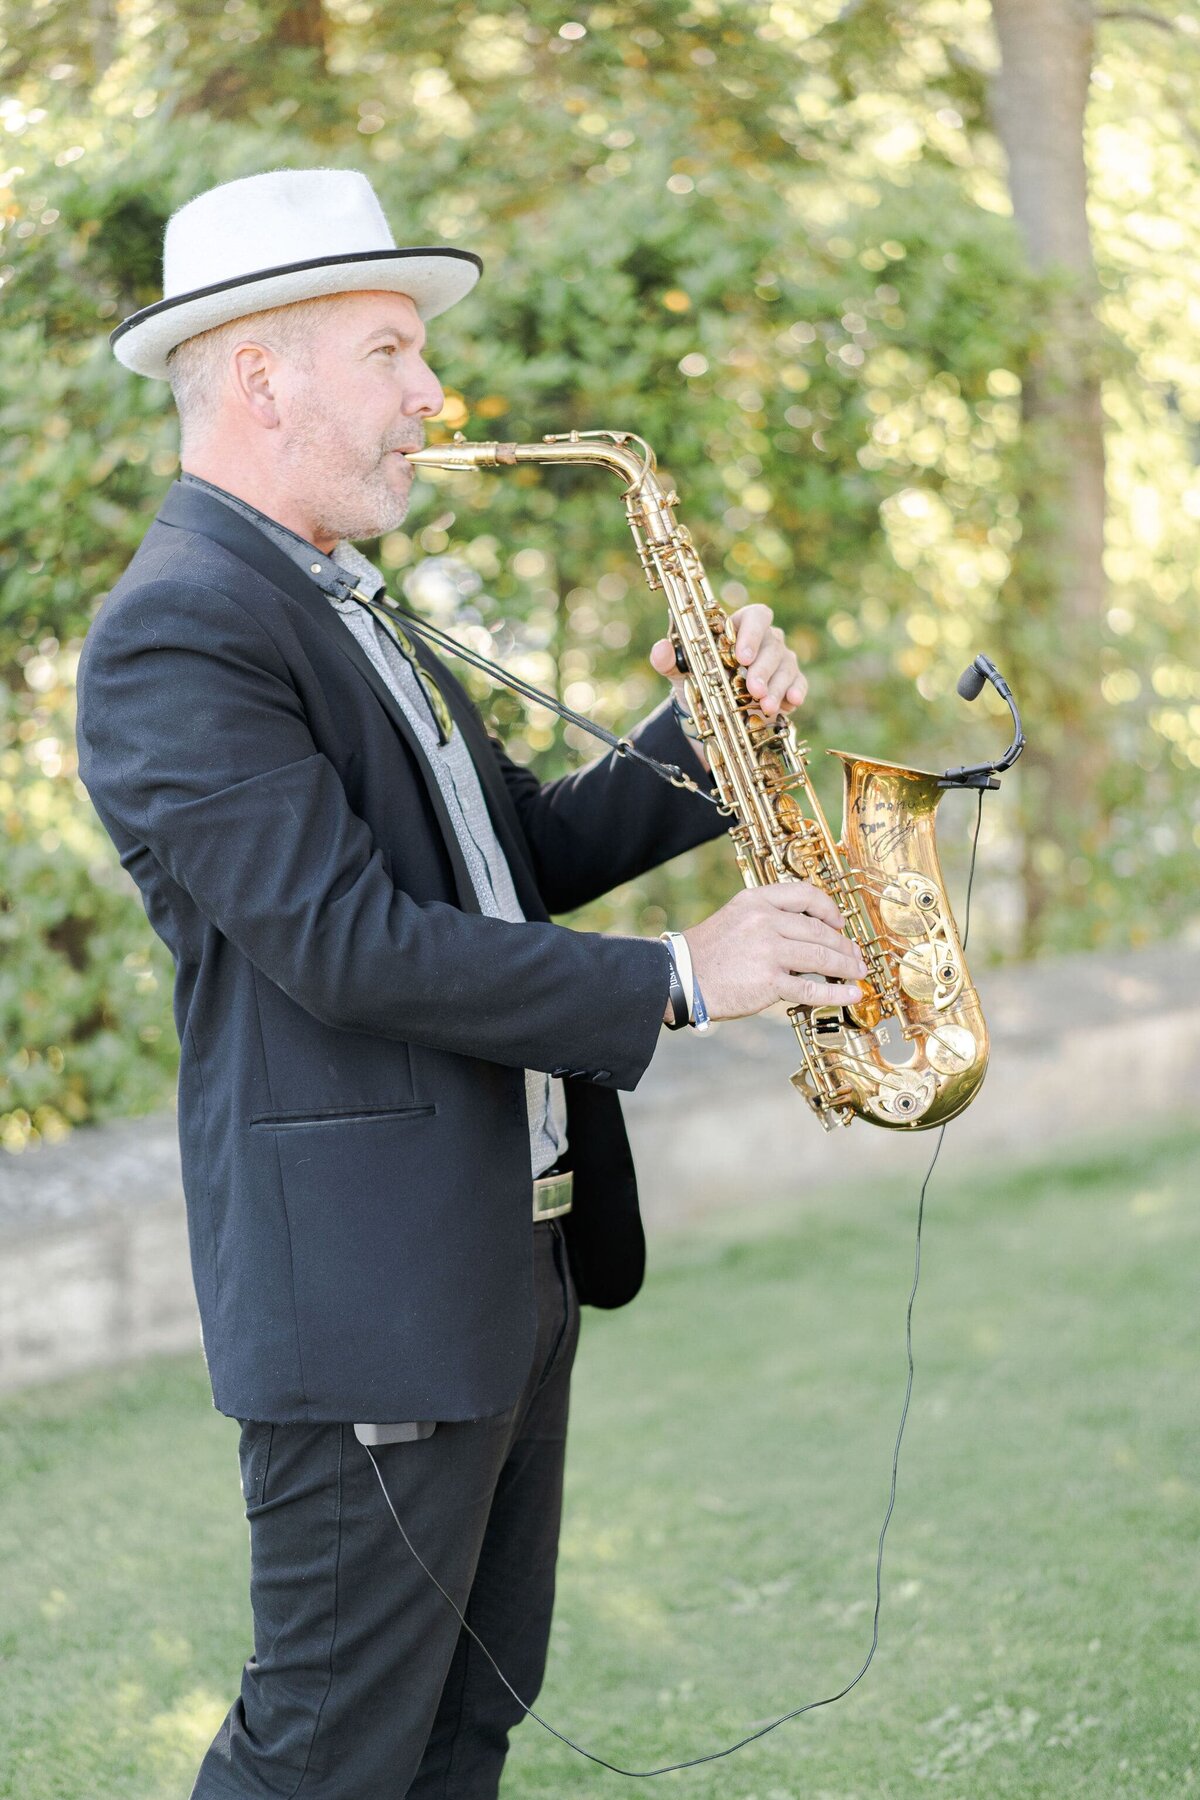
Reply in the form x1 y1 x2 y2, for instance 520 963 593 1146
660 932 711 1033
661 938 689 1030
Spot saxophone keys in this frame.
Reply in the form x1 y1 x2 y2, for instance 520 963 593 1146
864 1068 938 1124
783 833 816 878
896 941 964 1007
846 990 884 1031
895 943 935 1003
924 1024 978 1075
774 792 802 831
880 877 935 939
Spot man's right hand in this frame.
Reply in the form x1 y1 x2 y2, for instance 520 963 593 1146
677 882 867 1020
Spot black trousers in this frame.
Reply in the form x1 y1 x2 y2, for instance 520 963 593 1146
191 1219 580 1799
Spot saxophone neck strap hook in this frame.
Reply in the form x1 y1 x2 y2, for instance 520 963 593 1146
389 606 725 808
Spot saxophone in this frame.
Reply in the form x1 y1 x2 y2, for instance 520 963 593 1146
405 430 989 1133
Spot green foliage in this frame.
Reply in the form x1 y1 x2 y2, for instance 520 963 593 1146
0 0 1197 1144
0 679 178 1151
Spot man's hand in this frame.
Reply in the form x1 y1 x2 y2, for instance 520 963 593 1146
676 883 866 1021
649 602 808 721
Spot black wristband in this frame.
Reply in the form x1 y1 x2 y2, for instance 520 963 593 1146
662 940 689 1030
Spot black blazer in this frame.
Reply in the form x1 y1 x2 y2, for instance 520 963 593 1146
74 481 725 1423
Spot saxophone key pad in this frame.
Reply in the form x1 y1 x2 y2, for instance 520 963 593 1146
864 1067 938 1124
923 1023 977 1076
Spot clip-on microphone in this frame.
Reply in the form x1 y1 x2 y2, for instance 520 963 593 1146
940 653 1025 790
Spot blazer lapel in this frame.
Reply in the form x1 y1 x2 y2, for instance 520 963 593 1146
155 481 482 913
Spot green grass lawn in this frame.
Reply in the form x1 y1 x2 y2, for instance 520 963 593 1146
2 1125 1198 1800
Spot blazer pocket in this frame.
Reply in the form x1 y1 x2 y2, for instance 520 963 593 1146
250 1103 436 1129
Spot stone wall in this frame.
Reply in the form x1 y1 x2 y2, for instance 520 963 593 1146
622 936 1200 1225
0 1113 195 1392
2 939 1197 1393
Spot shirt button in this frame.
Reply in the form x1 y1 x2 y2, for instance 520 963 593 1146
592 1069 611 1083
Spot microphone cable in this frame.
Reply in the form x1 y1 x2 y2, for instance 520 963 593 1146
364 789 989 1778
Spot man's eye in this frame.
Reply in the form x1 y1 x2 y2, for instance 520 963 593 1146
376 344 398 356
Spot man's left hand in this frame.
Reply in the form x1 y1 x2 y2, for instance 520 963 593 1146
649 603 808 721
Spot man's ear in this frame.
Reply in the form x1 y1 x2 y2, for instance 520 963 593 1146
231 340 281 430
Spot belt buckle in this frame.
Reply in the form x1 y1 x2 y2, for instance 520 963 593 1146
532 1170 573 1221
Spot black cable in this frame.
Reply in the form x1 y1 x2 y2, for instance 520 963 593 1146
962 788 985 951
363 765 990 1777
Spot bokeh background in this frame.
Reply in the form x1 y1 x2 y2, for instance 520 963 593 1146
3 0 1199 1151
3 7 1200 1798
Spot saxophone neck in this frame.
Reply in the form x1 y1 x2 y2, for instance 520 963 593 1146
404 429 661 497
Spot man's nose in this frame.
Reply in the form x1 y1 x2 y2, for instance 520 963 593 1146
404 359 444 419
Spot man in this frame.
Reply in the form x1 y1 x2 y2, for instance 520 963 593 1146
75 168 866 1798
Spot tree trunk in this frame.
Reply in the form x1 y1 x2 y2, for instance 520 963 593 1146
89 0 119 79
178 0 331 119
989 0 1107 952
274 0 328 57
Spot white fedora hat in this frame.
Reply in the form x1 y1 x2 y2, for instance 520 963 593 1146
110 167 483 380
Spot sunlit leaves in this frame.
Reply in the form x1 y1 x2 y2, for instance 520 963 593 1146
0 0 1197 1142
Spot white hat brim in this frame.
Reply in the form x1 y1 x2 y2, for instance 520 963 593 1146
111 247 482 380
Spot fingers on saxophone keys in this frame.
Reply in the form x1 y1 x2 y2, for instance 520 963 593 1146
779 934 865 983
782 973 864 1009
774 911 864 959
762 881 846 933
760 661 797 718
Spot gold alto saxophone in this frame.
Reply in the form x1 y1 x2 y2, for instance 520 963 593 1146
406 430 992 1132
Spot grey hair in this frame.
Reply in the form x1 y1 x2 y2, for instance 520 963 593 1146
165 294 353 448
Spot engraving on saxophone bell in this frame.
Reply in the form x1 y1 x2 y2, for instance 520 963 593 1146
402 429 991 1133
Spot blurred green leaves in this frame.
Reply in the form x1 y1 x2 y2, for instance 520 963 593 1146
1 0 1198 1149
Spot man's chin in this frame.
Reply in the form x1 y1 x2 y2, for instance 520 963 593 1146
318 487 411 546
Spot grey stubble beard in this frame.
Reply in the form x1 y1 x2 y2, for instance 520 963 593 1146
280 386 415 546
309 470 412 548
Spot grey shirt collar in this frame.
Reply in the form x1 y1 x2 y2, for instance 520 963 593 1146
179 472 381 604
